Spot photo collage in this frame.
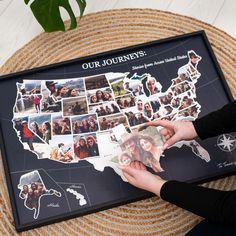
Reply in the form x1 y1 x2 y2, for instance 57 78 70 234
18 170 61 219
12 50 202 164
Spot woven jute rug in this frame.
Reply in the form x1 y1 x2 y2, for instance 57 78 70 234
0 9 236 236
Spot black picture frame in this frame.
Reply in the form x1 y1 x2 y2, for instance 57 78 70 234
0 30 235 232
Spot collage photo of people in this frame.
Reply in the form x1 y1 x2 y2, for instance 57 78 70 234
18 170 61 219
112 124 165 173
12 50 202 164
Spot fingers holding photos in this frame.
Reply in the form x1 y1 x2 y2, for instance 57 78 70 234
130 160 146 170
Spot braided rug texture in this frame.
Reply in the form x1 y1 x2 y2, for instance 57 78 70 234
0 9 235 236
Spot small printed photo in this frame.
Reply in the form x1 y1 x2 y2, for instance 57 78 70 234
179 96 194 110
89 101 120 117
52 115 72 135
106 72 128 83
41 83 62 113
171 81 192 96
177 51 201 79
115 94 136 109
29 114 52 144
163 105 173 116
74 133 100 159
113 125 164 173
171 97 181 108
188 50 201 65
178 104 200 118
158 103 176 117
160 114 176 121
13 116 46 151
71 114 99 134
87 87 114 104
62 97 88 116
171 73 191 86
152 112 161 120
149 97 161 113
136 98 144 113
18 170 45 218
16 82 23 93
98 113 129 131
123 78 144 96
45 78 85 101
18 170 61 219
84 74 109 90
13 116 29 139
20 80 41 95
111 80 130 97
50 135 75 163
14 94 42 114
124 111 149 127
145 76 162 96
159 92 173 105
143 102 153 119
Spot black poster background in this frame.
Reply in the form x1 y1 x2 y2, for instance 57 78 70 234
0 31 235 231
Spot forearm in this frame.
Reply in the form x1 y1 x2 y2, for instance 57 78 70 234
160 180 236 224
193 101 236 140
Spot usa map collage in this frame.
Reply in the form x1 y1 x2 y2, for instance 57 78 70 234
13 50 211 219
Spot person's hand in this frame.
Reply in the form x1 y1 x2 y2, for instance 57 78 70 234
119 161 166 196
146 120 198 149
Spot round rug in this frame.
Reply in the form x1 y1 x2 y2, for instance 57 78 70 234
0 8 236 236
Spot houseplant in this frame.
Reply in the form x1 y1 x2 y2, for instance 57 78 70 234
24 0 87 32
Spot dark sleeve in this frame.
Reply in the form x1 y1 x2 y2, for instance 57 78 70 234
192 101 236 140
160 180 236 224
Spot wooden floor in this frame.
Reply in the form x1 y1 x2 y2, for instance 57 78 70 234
0 0 235 66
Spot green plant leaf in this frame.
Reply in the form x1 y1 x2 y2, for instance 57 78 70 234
25 0 87 32
75 0 86 18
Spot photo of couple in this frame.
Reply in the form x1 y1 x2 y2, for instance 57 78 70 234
116 125 165 173
73 134 99 159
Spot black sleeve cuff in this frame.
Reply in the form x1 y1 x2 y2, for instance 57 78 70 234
192 119 205 140
192 101 236 140
160 180 236 224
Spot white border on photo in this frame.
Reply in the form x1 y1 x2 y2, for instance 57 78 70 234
145 74 162 96
71 113 99 135
84 74 110 91
98 112 130 131
22 80 42 95
51 114 72 136
18 170 62 219
88 101 121 116
86 87 114 105
49 135 75 163
62 96 88 117
28 114 52 144
73 132 100 160
13 94 42 115
106 72 129 84
115 93 136 110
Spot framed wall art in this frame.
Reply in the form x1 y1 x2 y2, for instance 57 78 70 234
0 31 235 231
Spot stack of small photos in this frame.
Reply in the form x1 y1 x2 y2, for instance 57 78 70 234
112 124 165 173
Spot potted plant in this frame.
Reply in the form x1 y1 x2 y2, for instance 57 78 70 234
24 0 87 32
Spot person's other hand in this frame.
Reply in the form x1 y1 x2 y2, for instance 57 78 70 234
146 120 198 149
119 161 166 196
